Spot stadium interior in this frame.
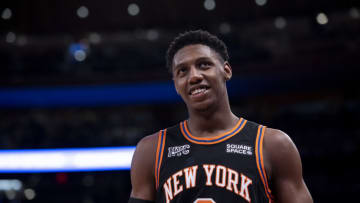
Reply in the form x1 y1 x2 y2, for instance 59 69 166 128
0 0 359 202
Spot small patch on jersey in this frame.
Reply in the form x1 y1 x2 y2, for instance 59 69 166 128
168 144 190 158
226 144 253 155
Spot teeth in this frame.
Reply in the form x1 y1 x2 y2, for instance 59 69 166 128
191 88 206 95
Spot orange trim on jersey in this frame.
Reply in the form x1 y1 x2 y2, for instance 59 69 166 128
255 125 274 202
180 118 247 145
154 130 161 189
155 129 167 189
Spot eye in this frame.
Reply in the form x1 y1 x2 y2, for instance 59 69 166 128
198 61 212 69
177 66 188 76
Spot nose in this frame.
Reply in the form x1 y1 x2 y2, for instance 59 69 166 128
188 66 203 84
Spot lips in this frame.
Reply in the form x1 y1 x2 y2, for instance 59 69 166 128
191 88 207 95
189 85 210 97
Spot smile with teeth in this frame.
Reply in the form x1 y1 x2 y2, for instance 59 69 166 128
190 87 208 95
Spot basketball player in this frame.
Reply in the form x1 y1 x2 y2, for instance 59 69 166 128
128 30 313 203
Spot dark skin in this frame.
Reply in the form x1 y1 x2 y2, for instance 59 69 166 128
130 44 313 202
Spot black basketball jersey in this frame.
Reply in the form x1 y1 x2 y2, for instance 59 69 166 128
154 118 274 203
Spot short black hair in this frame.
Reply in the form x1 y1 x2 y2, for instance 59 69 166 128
166 30 229 72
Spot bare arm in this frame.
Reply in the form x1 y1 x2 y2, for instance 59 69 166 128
264 128 313 203
129 133 158 201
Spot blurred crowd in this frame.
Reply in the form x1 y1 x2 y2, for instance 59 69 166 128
0 94 359 202
1 12 359 86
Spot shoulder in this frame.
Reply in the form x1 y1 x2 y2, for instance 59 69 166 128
261 129 313 202
133 127 170 166
262 127 302 181
262 127 313 202
130 132 160 199
136 132 159 153
263 128 296 152
263 127 299 162
131 132 161 180
132 132 160 172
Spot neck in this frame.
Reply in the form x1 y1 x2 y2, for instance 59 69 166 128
187 99 239 136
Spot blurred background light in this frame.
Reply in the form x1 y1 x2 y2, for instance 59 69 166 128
255 0 267 6
316 12 328 25
0 147 135 173
274 16 287 29
128 3 140 16
349 7 359 19
24 188 36 200
5 190 16 200
219 22 231 34
74 50 87 62
69 42 89 62
77 6 89 18
1 8 12 20
89 32 101 44
146 29 159 41
0 180 22 191
204 0 216 11
5 31 16 43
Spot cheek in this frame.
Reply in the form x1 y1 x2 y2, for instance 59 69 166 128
215 69 227 81
174 80 186 95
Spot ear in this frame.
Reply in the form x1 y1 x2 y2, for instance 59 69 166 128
223 61 232 81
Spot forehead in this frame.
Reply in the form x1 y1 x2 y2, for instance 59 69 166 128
173 44 219 67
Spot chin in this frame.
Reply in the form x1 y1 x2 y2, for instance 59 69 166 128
187 100 214 113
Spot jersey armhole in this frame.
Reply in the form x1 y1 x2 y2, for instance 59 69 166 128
255 125 274 202
154 129 167 190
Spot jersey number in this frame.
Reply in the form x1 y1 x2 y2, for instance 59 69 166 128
194 198 215 203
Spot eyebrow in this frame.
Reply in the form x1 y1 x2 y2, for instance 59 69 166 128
174 56 213 69
195 56 213 62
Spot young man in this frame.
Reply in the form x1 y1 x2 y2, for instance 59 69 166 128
129 30 313 203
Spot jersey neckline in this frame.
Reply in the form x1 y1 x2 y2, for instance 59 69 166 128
180 118 247 145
